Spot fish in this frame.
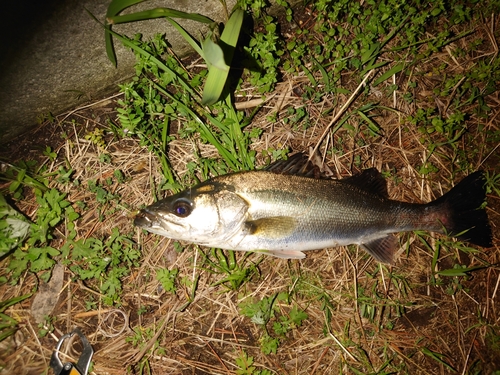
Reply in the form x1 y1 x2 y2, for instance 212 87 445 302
134 154 493 264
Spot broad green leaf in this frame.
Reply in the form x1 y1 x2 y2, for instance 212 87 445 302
108 8 214 25
106 0 146 19
0 194 31 256
202 9 244 105
203 38 228 70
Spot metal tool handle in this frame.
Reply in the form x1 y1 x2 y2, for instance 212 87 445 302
49 328 94 375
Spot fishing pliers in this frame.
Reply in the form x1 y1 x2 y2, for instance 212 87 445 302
49 328 94 375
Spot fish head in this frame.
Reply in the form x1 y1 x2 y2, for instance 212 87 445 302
134 181 249 245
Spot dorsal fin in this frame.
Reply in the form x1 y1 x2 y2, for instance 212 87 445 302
342 168 388 198
265 153 330 179
266 154 388 197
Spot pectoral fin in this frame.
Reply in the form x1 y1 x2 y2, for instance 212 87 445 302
361 235 398 264
245 217 297 239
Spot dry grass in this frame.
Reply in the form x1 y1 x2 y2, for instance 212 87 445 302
1 7 500 375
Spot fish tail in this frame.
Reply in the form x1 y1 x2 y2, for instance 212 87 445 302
429 171 492 247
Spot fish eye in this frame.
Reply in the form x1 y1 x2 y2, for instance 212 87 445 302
173 200 191 218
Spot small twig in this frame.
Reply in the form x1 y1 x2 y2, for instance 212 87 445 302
461 330 478 375
201 339 231 373
309 347 329 375
326 322 358 363
310 69 375 159
57 92 124 124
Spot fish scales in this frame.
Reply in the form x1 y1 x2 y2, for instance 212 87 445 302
134 155 492 264
214 171 430 248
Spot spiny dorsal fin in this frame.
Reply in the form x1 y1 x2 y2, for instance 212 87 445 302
265 153 317 177
342 168 388 198
265 153 332 179
266 153 388 198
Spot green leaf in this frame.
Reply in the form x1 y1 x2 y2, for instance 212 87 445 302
421 347 456 372
106 0 146 19
103 0 214 67
202 9 244 105
289 306 308 326
72 238 101 259
261 334 279 354
361 42 381 64
156 268 179 293
203 37 228 71
0 194 31 256
106 28 198 97
29 246 60 272
0 294 31 314
164 18 205 59
103 0 147 66
149 81 240 170
436 265 485 277
373 62 405 86
108 8 214 25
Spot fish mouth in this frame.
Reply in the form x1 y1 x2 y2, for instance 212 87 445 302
134 209 160 229
134 209 185 236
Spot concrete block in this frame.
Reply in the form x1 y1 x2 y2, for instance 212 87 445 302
0 0 236 143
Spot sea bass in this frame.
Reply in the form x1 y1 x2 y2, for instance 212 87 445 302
134 155 492 263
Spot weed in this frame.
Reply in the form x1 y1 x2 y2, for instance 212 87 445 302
0 160 47 199
235 350 272 375
7 187 78 282
42 146 57 161
0 156 141 306
484 171 500 197
203 248 259 291
84 128 108 149
421 346 456 372
127 325 156 348
239 291 308 354
37 315 56 338
243 15 283 93
0 194 31 258
62 228 140 305
156 268 179 294
0 294 31 342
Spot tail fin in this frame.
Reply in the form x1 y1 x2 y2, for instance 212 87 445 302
431 171 492 247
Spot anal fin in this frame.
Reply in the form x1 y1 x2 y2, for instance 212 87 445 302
256 249 306 259
361 235 398 264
